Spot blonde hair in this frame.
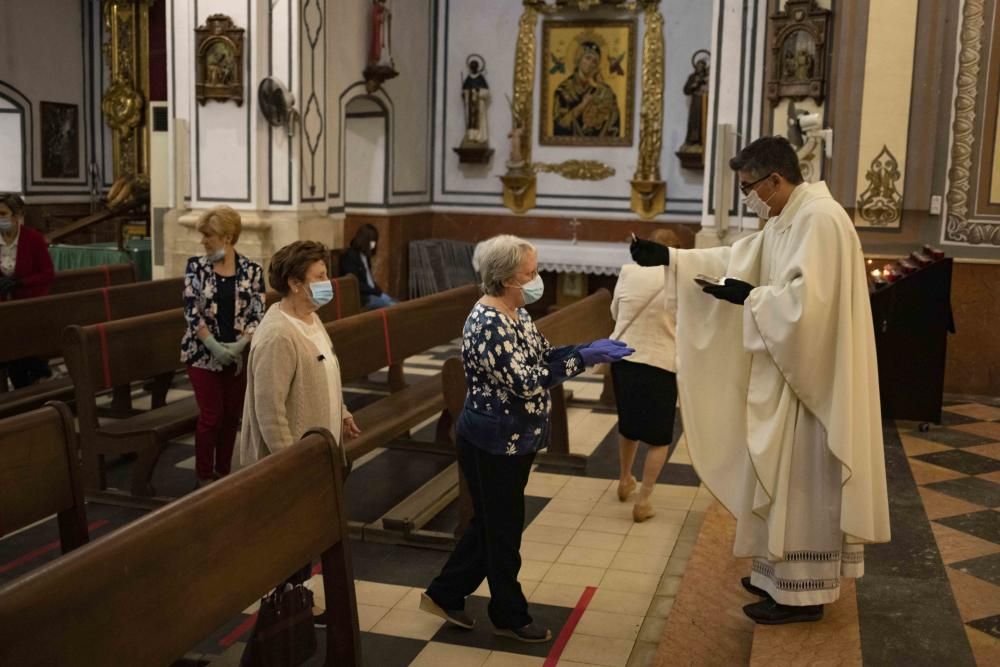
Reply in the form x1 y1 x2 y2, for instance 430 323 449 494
650 226 694 248
196 206 242 244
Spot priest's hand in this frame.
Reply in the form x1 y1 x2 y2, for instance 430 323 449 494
702 278 754 305
630 238 671 267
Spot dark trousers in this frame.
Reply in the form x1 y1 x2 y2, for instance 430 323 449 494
6 357 52 389
426 437 536 630
186 364 247 480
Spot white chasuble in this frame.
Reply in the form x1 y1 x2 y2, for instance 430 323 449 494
666 181 890 601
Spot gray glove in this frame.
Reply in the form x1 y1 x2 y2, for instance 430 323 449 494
203 335 239 366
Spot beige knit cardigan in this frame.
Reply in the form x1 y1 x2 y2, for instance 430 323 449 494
239 303 348 465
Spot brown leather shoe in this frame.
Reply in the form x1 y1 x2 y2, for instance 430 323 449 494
633 499 656 522
618 475 637 501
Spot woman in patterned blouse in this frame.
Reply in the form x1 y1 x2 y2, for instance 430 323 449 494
421 234 633 643
180 206 265 488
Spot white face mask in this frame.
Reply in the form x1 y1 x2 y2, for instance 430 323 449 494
743 181 777 219
0 217 13 232
369 240 377 252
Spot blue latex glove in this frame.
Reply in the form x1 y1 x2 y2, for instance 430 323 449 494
578 339 635 366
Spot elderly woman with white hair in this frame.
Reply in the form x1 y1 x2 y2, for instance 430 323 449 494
421 234 633 643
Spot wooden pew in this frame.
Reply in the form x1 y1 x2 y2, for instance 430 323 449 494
334 283 480 465
0 275 362 419
0 428 361 667
0 402 89 554
533 288 615 467
63 309 194 501
48 263 137 296
0 277 185 418
59 275 363 503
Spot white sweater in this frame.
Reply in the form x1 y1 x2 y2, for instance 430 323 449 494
610 264 677 373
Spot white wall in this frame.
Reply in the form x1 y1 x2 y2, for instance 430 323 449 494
344 97 387 205
0 0 94 199
0 98 23 192
327 0 433 210
432 0 712 219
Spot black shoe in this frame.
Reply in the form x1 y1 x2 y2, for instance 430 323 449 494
419 592 476 629
493 622 552 643
741 576 771 599
742 599 823 625
312 609 330 627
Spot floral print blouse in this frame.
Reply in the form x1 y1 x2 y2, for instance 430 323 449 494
457 303 585 456
180 253 265 371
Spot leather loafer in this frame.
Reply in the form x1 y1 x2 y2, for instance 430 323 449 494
742 599 823 625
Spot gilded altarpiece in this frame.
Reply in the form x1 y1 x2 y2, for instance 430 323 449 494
101 0 152 180
501 0 666 219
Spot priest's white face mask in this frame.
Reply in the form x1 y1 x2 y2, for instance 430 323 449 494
742 174 778 219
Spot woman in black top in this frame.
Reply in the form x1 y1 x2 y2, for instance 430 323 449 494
339 223 397 309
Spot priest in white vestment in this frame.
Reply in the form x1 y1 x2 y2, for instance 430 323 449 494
631 136 890 625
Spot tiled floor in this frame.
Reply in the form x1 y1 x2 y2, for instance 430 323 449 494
899 402 1000 666
3 346 1000 666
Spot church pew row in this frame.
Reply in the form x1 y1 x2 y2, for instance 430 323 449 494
0 277 186 417
60 275 362 502
0 428 362 667
0 402 89 555
48 263 137 296
0 274 361 419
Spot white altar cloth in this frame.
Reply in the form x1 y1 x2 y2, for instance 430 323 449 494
474 238 633 276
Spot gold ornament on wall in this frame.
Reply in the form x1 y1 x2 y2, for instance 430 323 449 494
766 0 830 106
532 160 615 180
100 0 152 180
856 145 903 227
195 15 245 106
501 0 665 216
630 2 666 219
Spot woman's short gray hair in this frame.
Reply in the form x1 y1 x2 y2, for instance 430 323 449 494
475 234 535 296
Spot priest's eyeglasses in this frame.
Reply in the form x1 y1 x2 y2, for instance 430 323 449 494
739 173 772 195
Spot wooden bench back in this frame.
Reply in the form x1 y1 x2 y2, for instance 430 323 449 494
326 284 478 383
535 288 614 345
0 402 88 553
0 277 184 363
264 274 363 323
48 263 137 295
0 429 361 666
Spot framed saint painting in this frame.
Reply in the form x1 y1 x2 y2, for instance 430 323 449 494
540 20 636 147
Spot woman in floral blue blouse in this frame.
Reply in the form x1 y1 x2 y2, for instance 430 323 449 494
421 235 633 643
180 206 265 487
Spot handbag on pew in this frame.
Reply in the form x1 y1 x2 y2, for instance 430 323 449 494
240 583 317 667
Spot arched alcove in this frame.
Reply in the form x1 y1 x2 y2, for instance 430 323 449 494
0 89 27 193
343 95 389 207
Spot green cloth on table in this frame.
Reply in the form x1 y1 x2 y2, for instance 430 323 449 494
48 239 151 280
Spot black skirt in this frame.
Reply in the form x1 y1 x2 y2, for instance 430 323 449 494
610 359 678 446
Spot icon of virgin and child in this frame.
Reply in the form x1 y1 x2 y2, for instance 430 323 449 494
552 40 621 139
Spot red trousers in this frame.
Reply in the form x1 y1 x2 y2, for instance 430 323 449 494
186 364 247 480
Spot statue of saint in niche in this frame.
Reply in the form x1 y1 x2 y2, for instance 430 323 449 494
676 50 710 170
462 55 490 145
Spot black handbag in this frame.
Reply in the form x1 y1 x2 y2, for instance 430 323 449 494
240 583 318 667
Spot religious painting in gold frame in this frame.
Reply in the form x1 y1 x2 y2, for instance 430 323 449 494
539 20 636 147
195 15 245 106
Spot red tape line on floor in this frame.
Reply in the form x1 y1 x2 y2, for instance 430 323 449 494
0 519 110 574
101 287 111 321
102 264 111 287
544 585 597 666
